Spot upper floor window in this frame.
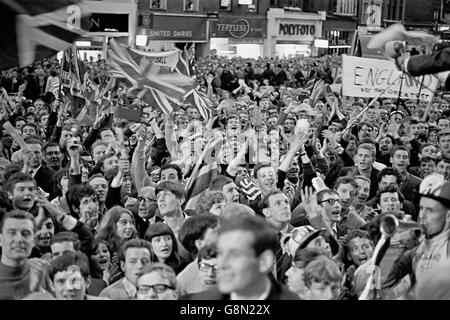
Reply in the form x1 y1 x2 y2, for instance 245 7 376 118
150 0 166 10
336 0 356 16
239 0 257 13
184 0 199 11
221 0 232 10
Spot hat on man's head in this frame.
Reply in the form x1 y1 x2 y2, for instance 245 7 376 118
419 173 450 207
297 228 340 256
389 110 404 118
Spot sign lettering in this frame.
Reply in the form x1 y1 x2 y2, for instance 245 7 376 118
342 55 438 101
279 24 315 36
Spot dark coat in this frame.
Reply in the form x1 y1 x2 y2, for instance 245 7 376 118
180 275 299 300
34 165 56 197
340 166 380 200
399 173 422 213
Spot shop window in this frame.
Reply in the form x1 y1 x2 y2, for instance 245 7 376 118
184 0 198 11
150 0 166 10
220 0 232 10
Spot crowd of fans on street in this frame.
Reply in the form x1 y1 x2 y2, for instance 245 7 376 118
1 50 450 300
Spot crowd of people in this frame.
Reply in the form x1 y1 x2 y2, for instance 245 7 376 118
1 46 450 301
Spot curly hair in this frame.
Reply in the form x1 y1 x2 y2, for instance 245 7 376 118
195 190 226 215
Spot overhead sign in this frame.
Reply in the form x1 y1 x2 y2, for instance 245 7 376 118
342 55 439 101
279 24 315 36
211 18 266 39
148 15 207 41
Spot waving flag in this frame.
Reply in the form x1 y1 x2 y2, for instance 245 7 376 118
0 0 91 69
184 135 224 210
183 88 213 120
176 44 213 121
107 39 196 106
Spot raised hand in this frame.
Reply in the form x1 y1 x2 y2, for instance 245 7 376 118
118 158 130 172
28 258 49 293
136 125 147 143
252 107 264 128
300 187 323 220
289 131 309 153
66 137 82 159
206 74 214 85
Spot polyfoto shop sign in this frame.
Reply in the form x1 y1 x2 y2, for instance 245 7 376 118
279 23 316 36
211 18 266 39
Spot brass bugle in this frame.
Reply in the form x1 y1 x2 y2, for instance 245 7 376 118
380 214 398 237
379 213 424 238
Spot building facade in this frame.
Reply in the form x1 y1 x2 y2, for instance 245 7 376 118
209 0 269 58
265 8 326 57
136 0 220 55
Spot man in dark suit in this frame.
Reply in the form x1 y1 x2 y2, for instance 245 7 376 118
390 145 421 213
182 214 298 300
22 136 55 198
340 143 380 201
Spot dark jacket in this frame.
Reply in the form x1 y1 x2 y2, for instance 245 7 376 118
399 173 421 213
340 166 380 200
180 275 299 300
34 165 56 198
407 47 450 89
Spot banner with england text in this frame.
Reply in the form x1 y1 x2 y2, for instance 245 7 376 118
342 55 439 101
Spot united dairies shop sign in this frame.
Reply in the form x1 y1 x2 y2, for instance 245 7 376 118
211 18 266 39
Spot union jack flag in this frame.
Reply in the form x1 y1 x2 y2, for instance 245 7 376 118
107 39 196 116
184 135 224 210
176 44 213 121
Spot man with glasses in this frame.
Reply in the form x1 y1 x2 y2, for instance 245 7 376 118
136 263 178 300
197 243 218 292
133 186 161 238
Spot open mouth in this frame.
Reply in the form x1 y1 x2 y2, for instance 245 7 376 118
204 280 216 285
331 210 341 219
358 257 368 265
160 247 169 254
38 234 52 243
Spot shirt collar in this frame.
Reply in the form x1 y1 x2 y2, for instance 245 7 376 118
122 277 137 299
30 165 41 177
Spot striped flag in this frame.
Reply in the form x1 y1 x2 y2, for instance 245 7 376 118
107 39 196 107
184 135 224 210
176 44 213 121
236 175 261 202
0 0 91 69
175 44 195 78
183 89 213 121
